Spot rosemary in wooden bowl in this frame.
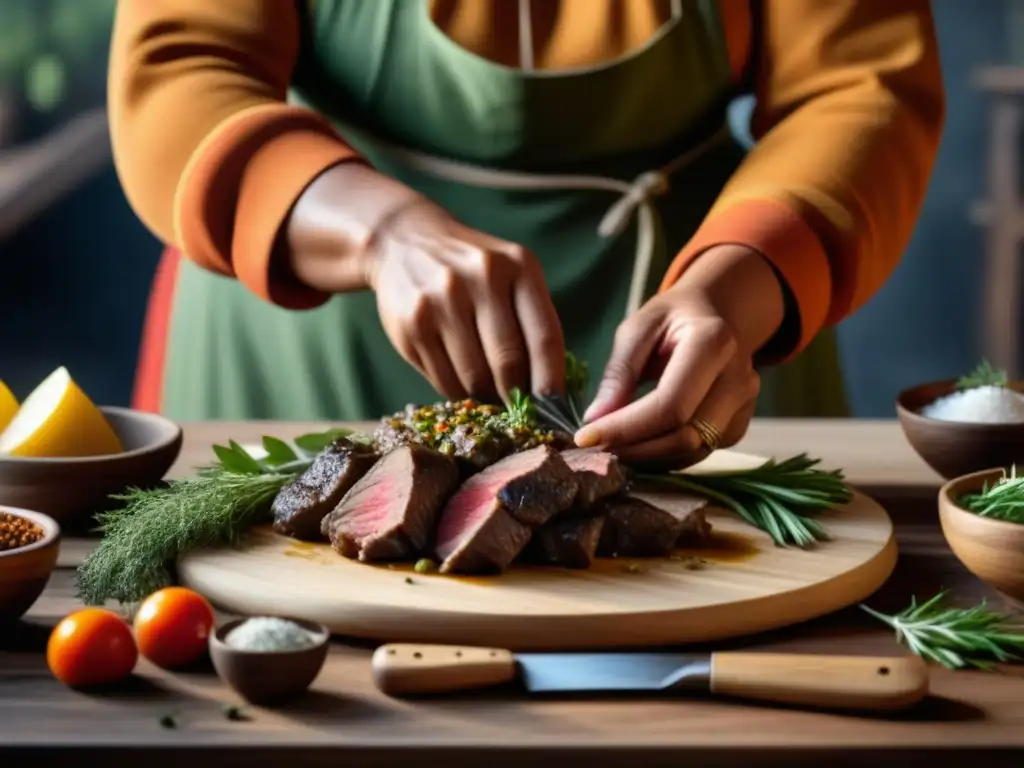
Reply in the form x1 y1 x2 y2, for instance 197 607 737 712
956 466 1024 522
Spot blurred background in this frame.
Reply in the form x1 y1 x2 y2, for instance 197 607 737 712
0 0 1015 418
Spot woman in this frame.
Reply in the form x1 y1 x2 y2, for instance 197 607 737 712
110 0 943 464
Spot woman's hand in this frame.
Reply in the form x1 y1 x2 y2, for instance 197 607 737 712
367 197 565 401
284 162 565 401
574 245 787 465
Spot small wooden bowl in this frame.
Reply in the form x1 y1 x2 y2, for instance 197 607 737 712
0 507 61 623
938 468 1024 605
209 617 330 706
896 379 1024 480
0 407 182 528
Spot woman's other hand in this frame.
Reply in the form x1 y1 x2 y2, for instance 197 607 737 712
574 245 787 465
285 163 565 402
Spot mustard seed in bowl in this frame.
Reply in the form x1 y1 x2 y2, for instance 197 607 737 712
0 511 45 552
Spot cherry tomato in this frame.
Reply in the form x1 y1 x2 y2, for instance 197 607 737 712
47 608 138 688
134 587 215 670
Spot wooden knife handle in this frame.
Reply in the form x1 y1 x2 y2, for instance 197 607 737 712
372 644 516 696
710 652 930 711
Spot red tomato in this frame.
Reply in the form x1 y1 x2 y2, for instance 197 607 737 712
133 587 215 670
47 608 138 688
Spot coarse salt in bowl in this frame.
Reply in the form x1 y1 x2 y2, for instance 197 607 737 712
209 615 329 706
896 379 1024 480
919 385 1024 424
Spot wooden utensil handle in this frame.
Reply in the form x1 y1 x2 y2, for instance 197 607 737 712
710 652 929 711
372 644 516 696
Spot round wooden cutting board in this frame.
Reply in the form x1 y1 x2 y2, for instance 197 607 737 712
177 450 897 650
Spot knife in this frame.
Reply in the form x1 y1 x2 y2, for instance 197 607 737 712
371 644 929 712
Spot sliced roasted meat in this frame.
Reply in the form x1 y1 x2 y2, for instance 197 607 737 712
560 448 628 508
435 445 579 574
271 438 380 541
596 494 711 557
518 513 606 569
320 444 459 562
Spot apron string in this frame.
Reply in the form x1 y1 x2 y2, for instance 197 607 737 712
518 0 534 71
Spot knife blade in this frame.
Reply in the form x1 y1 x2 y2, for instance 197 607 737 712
371 644 929 712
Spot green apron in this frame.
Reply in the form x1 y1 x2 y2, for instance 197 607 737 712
161 0 848 421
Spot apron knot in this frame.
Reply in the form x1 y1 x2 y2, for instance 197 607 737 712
597 170 670 239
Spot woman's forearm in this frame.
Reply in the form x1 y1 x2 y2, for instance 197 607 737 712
282 162 426 294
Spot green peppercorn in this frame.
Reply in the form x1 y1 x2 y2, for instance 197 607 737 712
414 558 437 573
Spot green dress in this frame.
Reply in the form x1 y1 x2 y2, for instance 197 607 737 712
160 0 848 421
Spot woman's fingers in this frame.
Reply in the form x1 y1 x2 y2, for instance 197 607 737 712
613 428 701 465
720 396 758 448
439 299 497 399
583 305 663 423
680 365 759 452
512 265 566 397
413 332 468 400
614 367 757 464
476 290 530 399
577 318 734 449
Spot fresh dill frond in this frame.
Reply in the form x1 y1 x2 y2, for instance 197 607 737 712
635 454 852 548
76 471 294 606
862 591 1024 670
75 429 355 606
956 466 1024 523
956 359 1008 390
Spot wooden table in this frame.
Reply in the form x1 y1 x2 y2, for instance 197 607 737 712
3 419 1024 766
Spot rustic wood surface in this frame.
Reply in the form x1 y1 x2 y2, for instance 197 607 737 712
3 418 1024 766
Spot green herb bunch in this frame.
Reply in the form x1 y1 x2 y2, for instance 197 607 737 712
863 591 1024 670
635 455 851 548
956 359 1008 390
75 429 354 606
956 466 1024 524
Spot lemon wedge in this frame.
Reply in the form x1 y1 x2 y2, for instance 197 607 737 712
0 380 17 433
0 367 123 458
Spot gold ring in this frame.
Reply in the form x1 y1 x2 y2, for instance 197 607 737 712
690 418 722 452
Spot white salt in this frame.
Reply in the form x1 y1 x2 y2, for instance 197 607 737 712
919 385 1024 423
224 616 318 652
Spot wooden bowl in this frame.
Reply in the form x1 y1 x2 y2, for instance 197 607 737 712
0 407 182 528
896 379 1024 480
209 617 330 706
0 507 61 623
938 468 1024 605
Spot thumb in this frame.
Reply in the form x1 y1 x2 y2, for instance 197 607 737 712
583 309 661 423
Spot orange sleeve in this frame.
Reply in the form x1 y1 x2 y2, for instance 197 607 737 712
108 0 362 309
660 0 945 362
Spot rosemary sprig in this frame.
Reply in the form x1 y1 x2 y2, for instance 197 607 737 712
956 466 1024 523
635 454 852 548
75 429 355 606
862 591 1024 670
956 359 1008 390
532 351 589 435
